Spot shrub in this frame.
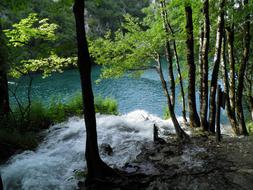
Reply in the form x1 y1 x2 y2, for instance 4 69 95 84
247 122 253 135
163 106 171 120
65 93 83 116
47 97 67 123
94 96 118 115
0 128 38 150
5 95 118 129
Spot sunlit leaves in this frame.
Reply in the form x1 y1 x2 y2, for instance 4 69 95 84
4 13 74 78
89 11 167 80
4 13 58 47
9 54 76 78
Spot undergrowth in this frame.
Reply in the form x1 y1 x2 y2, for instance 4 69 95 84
0 94 118 157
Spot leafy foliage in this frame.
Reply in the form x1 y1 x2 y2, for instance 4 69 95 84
89 12 166 79
4 13 76 78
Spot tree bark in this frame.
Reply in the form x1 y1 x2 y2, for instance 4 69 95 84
160 0 175 108
0 23 10 119
156 54 189 141
0 71 9 118
73 0 116 183
199 0 210 131
216 85 221 142
208 0 225 133
185 5 200 128
226 26 236 114
247 96 253 121
160 0 187 122
236 0 250 136
0 174 3 190
221 34 239 134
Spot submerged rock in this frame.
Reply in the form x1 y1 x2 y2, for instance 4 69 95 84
100 143 113 156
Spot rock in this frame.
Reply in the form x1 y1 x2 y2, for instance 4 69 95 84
100 143 113 156
160 147 175 156
148 154 163 161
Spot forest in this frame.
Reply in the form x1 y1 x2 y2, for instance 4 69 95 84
0 0 253 189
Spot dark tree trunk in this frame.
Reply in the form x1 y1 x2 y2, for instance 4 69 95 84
0 24 10 119
216 85 222 142
236 0 250 136
199 0 210 131
73 0 115 183
208 0 225 133
221 34 239 134
247 96 253 121
165 42 175 108
226 26 236 114
156 54 189 141
160 0 175 108
160 0 187 122
0 70 9 118
185 5 200 128
0 174 3 190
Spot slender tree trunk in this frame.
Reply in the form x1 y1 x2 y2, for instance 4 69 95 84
156 54 189 141
236 0 250 136
208 0 225 133
200 0 210 131
185 5 200 128
221 34 239 134
165 42 175 108
247 96 253 121
0 23 10 119
226 25 236 114
73 0 115 183
245 70 253 121
160 0 175 108
0 70 9 118
173 44 187 123
216 85 221 142
0 174 3 190
160 0 187 122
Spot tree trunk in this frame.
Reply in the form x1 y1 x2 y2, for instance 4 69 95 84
185 5 200 128
208 0 225 133
221 34 239 134
160 0 187 122
0 23 10 119
216 85 221 142
73 0 116 183
236 0 250 136
247 96 253 121
165 42 175 108
173 43 187 123
0 174 3 190
160 0 175 108
199 0 210 131
226 25 236 114
156 54 189 141
0 70 9 118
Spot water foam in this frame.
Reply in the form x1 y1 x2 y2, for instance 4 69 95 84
0 110 175 190
0 110 233 190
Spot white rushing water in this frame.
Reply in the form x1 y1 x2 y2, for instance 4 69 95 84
0 110 234 190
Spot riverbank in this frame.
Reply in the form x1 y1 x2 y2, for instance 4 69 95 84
1 110 251 190
79 135 253 190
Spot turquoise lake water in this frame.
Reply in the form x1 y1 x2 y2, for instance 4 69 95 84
8 65 187 117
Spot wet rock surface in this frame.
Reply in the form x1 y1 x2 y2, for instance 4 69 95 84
80 136 253 190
